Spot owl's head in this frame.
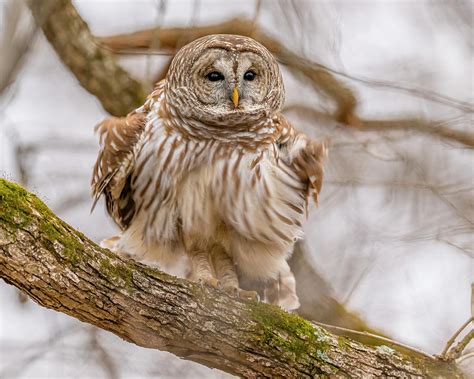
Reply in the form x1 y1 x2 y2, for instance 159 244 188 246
165 34 284 126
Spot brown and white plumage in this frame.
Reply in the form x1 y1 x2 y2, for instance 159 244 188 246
91 112 146 229
92 34 326 309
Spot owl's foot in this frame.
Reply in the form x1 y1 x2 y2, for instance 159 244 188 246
100 235 122 252
198 277 220 290
238 289 260 302
222 285 259 302
264 269 301 311
100 236 135 260
116 251 135 260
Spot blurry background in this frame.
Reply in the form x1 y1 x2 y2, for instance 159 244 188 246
0 0 472 377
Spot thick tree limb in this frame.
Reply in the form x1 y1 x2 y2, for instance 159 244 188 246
0 179 464 377
28 0 147 116
25 0 373 333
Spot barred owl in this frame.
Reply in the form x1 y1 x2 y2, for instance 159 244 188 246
92 34 325 310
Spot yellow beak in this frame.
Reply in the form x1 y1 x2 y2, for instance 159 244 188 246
232 86 239 108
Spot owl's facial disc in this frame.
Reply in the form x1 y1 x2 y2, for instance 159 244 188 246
190 48 273 114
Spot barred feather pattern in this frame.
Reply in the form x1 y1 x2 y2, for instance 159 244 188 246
91 35 326 306
91 111 146 229
100 84 321 282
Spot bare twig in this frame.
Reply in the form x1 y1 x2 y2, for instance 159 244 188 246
318 65 473 114
285 104 474 148
445 330 474 361
456 351 474 364
439 317 474 360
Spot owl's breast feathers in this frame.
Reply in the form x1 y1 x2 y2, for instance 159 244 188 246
92 81 325 246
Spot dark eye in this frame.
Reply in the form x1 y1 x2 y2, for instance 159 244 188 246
206 71 224 81
244 70 256 81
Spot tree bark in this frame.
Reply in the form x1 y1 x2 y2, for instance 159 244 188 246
28 0 147 116
0 179 463 378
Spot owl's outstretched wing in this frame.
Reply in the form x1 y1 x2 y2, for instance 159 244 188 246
92 81 165 230
275 113 327 205
91 111 147 229
264 114 326 311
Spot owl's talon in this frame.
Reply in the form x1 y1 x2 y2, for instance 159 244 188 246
237 289 260 302
198 277 220 290
222 285 239 297
221 285 259 302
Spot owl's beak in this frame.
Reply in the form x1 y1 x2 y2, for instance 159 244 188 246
232 86 239 108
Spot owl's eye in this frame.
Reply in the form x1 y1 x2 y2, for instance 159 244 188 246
243 70 256 81
206 71 224 81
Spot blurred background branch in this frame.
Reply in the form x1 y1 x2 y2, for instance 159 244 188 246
27 0 146 116
99 17 359 122
0 0 37 97
284 105 474 148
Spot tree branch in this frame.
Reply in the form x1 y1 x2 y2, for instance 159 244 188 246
284 105 474 148
0 178 464 377
27 0 147 116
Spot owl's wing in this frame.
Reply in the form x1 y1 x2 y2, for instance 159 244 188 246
91 111 147 229
275 113 327 205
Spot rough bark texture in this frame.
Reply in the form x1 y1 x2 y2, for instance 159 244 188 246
28 0 147 116
25 0 375 334
0 179 463 378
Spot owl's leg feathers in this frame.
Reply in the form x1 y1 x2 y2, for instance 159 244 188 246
237 289 260 302
211 245 238 293
100 235 135 260
187 245 220 289
211 246 259 302
263 263 300 311
263 278 280 305
100 235 120 251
